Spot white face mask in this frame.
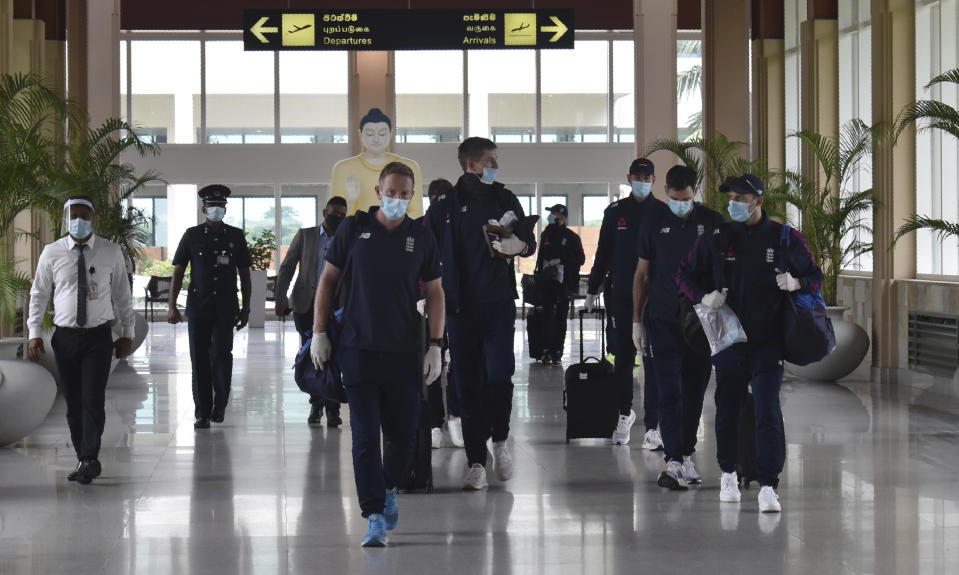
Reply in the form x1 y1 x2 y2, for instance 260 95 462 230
205 206 226 222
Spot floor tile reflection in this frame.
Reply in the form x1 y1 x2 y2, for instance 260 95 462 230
1 320 958 574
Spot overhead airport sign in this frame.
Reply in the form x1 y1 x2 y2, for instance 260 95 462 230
243 9 574 51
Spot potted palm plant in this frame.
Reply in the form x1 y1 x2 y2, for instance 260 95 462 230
776 119 876 381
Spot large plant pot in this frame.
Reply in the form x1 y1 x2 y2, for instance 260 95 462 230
111 311 149 355
0 359 57 446
249 269 268 328
787 306 870 382
0 337 26 360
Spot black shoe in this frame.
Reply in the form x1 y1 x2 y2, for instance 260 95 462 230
326 409 342 428
210 409 225 423
75 460 101 485
308 406 322 427
67 462 83 482
194 418 211 429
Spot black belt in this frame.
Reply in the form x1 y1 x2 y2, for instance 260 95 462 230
55 322 112 334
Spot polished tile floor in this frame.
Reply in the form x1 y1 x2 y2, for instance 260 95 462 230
2 319 959 575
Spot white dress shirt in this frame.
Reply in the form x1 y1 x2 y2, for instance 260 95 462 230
28 234 135 340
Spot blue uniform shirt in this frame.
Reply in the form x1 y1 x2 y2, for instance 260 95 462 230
638 203 725 323
326 207 441 353
172 222 252 317
588 195 664 300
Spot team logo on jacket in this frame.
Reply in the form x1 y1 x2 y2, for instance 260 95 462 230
617 217 627 230
359 232 371 239
660 227 670 234
561 238 567 246
405 236 415 253
766 248 775 263
697 224 704 236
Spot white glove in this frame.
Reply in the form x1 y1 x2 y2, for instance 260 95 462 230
632 322 647 353
701 290 726 309
776 272 801 292
416 299 426 316
424 346 442 386
585 293 597 312
492 236 527 256
310 332 332 371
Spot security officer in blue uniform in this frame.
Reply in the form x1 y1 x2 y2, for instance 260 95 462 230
534 204 585 363
678 173 823 512
168 185 252 429
585 158 664 447
425 137 537 490
632 164 725 491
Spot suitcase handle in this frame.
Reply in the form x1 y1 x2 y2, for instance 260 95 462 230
578 307 605 364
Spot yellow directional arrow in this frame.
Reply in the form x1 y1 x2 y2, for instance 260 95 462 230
541 16 568 43
251 16 278 44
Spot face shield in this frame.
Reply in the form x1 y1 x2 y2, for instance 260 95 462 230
62 198 96 237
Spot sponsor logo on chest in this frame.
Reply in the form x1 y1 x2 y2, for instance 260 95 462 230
617 217 628 231
660 227 670 234
359 232 371 239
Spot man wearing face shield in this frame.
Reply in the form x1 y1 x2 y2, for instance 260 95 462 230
533 204 585 364
330 108 424 218
585 158 664 448
310 162 445 547
168 185 252 429
27 196 136 484
275 195 348 427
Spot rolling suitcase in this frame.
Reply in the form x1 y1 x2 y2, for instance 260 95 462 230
398 397 434 493
563 308 619 442
527 306 546 359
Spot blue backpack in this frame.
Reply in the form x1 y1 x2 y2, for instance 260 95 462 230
778 225 837 366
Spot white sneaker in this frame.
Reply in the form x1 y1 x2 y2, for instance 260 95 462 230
612 409 636 445
430 427 443 449
720 472 741 502
681 456 702 484
641 428 664 450
758 486 781 513
462 463 488 490
657 460 688 490
492 441 514 481
447 416 465 448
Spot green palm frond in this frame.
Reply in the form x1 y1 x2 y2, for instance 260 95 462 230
0 256 32 323
677 64 702 103
895 100 959 142
892 215 959 245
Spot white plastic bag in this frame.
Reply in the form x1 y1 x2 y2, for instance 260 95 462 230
693 303 748 355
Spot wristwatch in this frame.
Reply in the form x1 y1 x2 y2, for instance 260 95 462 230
429 338 443 347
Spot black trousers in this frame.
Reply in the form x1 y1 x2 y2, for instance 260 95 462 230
51 324 114 462
187 306 235 419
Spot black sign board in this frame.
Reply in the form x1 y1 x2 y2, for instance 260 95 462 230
243 9 574 51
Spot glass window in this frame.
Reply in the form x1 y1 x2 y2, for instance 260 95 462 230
541 41 609 142
468 50 536 142
130 40 201 144
582 195 609 226
396 51 464 143
279 184 323 247
131 196 168 248
205 41 275 144
120 41 128 124
677 40 703 141
612 40 634 142
279 52 348 143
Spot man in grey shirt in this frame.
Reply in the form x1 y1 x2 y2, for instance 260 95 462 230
275 195 348 426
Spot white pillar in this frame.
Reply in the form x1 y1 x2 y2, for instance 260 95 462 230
86 0 120 128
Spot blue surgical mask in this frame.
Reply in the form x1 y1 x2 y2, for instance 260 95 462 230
631 181 652 199
480 167 497 184
205 206 225 222
381 196 410 221
668 199 693 218
69 218 93 239
727 200 756 223
547 214 557 225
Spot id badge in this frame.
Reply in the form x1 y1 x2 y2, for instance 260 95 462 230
217 254 230 265
88 284 99 300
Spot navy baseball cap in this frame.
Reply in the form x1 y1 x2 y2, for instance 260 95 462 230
720 173 765 197
629 158 655 176
547 204 568 218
